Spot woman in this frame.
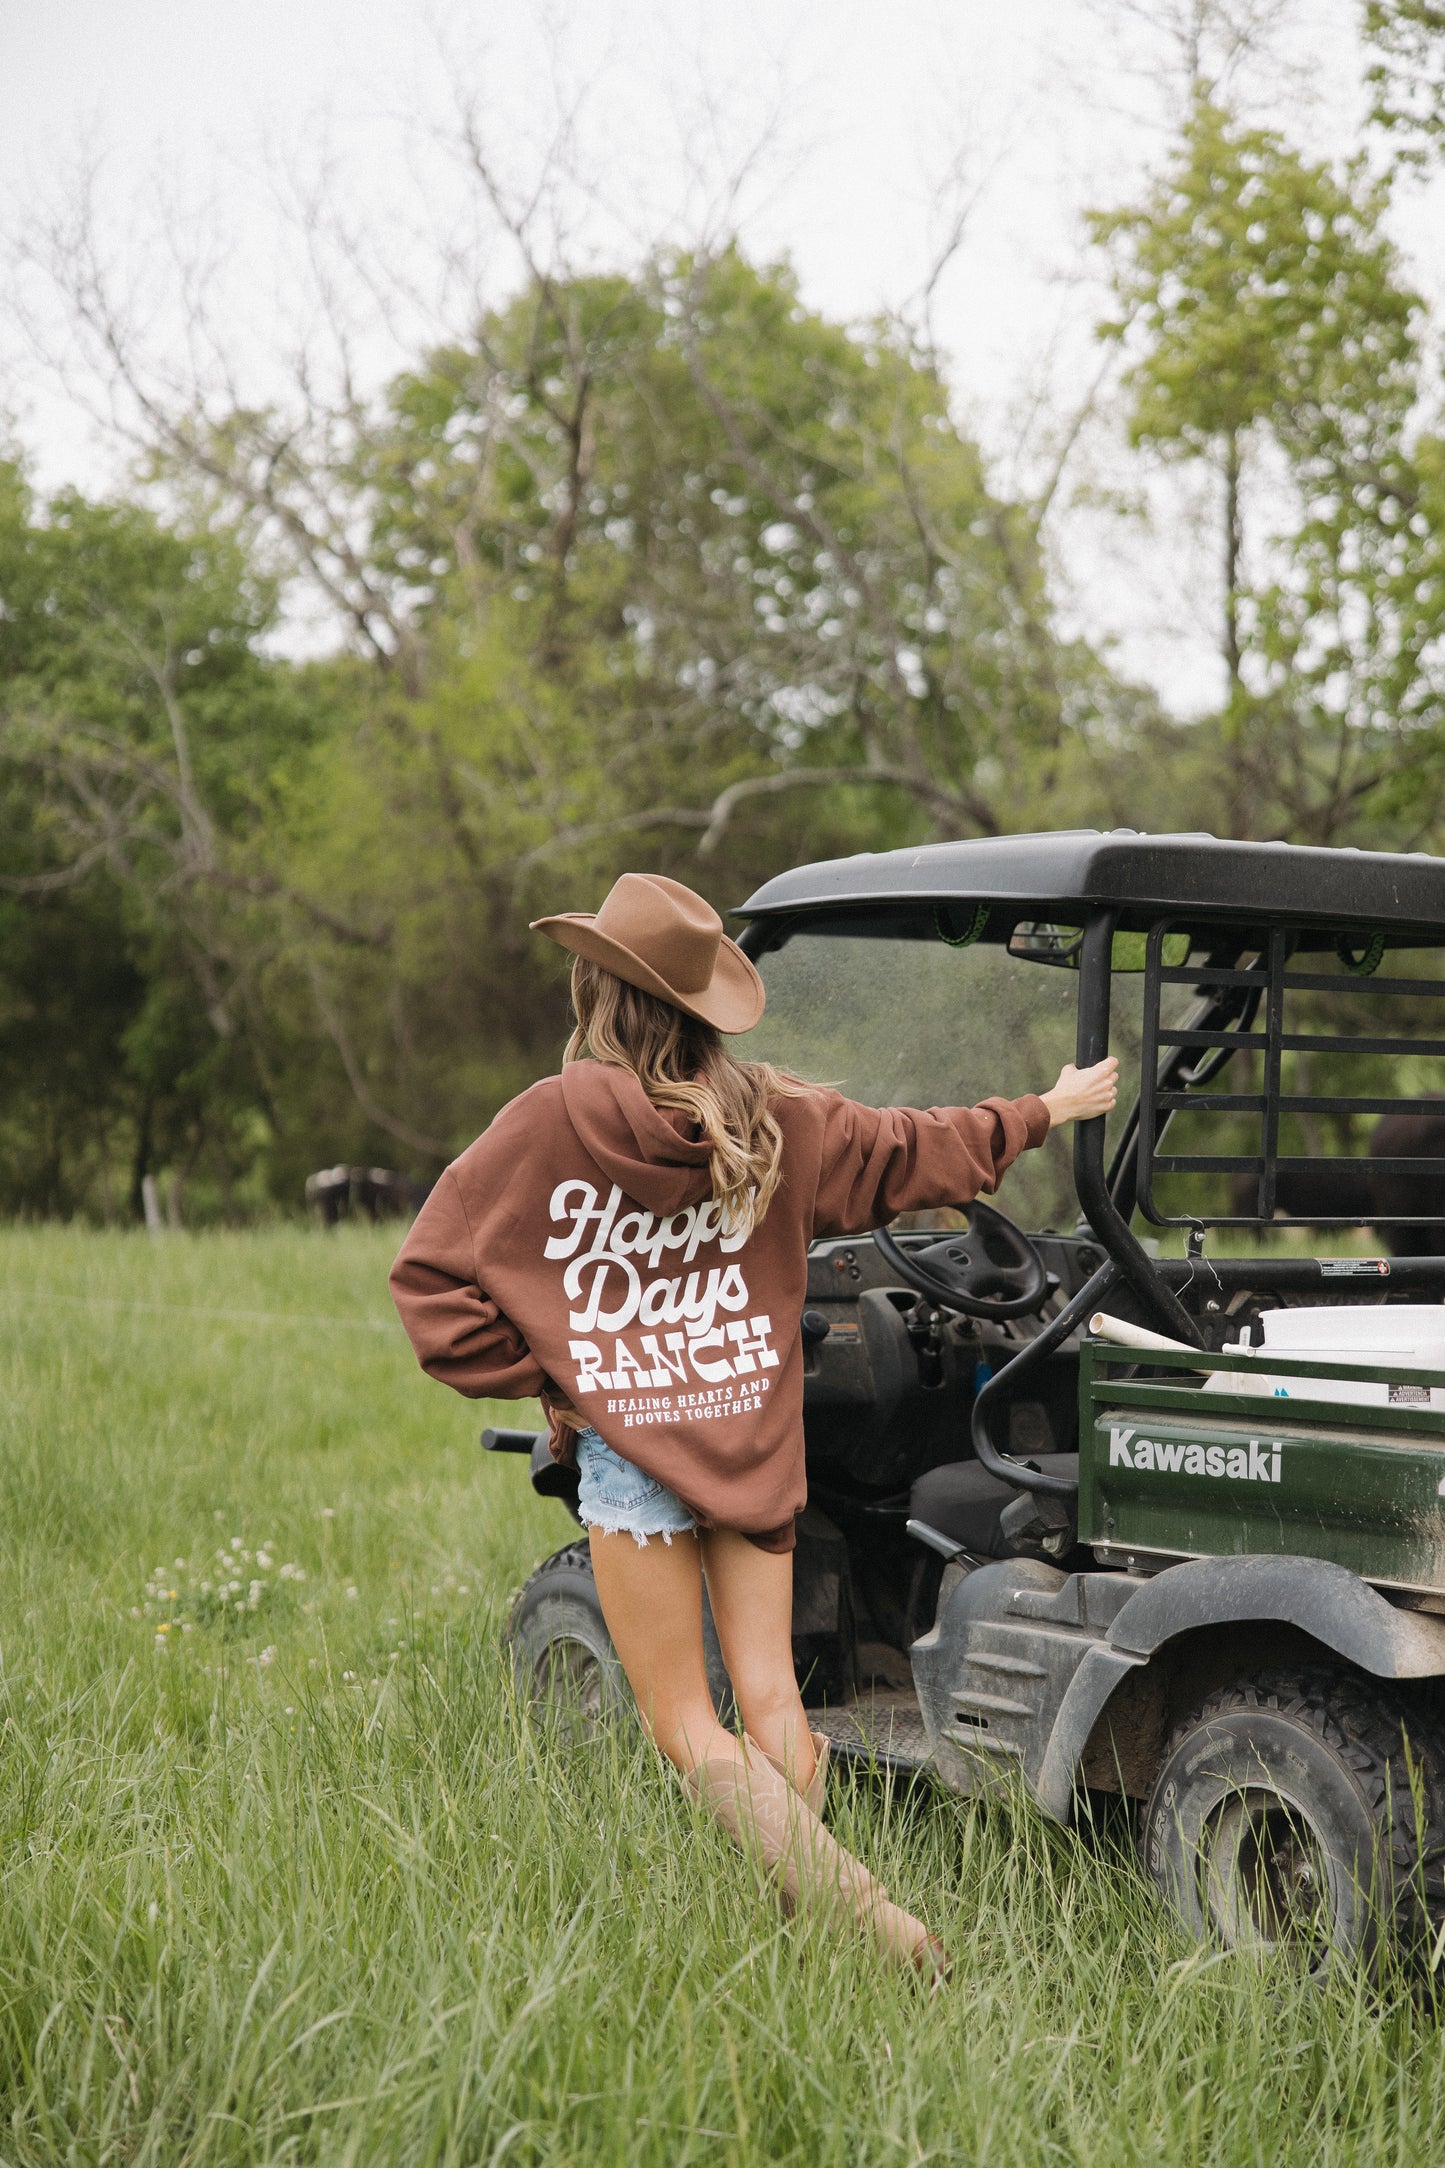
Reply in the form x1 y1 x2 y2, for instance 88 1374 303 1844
390 871 1117 1980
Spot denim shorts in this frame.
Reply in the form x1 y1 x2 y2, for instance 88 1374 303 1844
574 1427 696 1546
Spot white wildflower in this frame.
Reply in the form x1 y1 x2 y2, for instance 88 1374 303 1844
135 1534 308 1636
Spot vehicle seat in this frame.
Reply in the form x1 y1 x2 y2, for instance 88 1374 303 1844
908 1455 1080 1559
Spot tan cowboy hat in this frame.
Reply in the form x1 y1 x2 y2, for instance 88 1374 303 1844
531 872 766 1033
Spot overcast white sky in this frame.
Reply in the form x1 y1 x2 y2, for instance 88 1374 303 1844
1 0 1436 714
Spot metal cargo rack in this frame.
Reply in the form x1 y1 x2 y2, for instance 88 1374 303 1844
1137 917 1445 1230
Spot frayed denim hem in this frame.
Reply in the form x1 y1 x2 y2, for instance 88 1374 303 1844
577 1507 693 1548
573 1427 695 1545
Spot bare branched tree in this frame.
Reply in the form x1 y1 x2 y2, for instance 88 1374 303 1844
1081 0 1315 114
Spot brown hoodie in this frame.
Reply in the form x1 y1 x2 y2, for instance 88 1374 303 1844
389 1063 1050 1550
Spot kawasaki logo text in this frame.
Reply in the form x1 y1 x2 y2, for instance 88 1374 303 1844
1107 1425 1281 1484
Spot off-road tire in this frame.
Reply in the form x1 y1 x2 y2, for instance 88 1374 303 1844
504 1541 734 1734
504 1542 631 1734
1143 1666 1445 1970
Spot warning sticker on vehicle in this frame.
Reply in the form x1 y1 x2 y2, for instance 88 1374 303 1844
1389 1383 1432 1405
1320 1259 1391 1277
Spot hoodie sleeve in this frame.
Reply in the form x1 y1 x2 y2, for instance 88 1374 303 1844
389 1168 548 1401
810 1090 1052 1239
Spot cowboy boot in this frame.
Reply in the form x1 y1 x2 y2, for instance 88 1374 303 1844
761 1729 831 1816
683 1734 950 1982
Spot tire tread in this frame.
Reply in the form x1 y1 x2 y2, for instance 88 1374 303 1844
1154 1665 1445 1959
503 1539 595 1647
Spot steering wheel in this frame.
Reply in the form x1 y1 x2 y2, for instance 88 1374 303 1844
873 1201 1050 1321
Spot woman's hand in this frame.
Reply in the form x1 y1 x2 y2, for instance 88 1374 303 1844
1041 1057 1119 1128
541 1383 588 1433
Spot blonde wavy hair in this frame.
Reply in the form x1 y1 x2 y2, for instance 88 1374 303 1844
564 955 807 1232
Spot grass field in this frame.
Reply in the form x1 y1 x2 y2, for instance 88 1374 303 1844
2 1226 1445 2165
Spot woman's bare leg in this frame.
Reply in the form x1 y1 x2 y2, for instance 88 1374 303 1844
590 1527 943 1972
699 1527 816 1795
586 1528 740 1775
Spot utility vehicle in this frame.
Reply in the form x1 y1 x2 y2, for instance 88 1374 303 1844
496 830 1445 1965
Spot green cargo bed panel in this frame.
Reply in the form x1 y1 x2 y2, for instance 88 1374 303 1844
1082 1404 1445 1596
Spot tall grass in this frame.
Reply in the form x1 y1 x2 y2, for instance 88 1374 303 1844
0 1225 1442 2163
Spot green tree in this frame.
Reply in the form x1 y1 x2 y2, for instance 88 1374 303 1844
233 251 1161 1161
2 246 1166 1207
1364 1 1445 161
0 458 342 1216
1091 94 1445 843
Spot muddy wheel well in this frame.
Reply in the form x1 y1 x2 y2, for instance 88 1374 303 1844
1078 1619 1445 1799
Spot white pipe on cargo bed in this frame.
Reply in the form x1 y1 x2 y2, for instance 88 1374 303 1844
1088 1311 1204 1356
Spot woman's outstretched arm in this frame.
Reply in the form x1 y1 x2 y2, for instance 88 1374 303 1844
810 1057 1118 1238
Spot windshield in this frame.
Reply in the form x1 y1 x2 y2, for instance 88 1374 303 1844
738 932 1105 1229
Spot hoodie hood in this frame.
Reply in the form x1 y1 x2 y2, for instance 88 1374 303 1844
558 1059 713 1215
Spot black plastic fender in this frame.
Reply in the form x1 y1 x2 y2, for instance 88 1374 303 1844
1106 1554 1445 1677
1038 1555 1445 1818
1033 1643 1146 1818
911 1558 1099 1805
911 1552 1445 1822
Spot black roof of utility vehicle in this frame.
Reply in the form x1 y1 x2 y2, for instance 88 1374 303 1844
736 829 1445 935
